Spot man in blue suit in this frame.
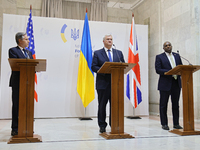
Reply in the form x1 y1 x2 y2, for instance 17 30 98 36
9 32 33 136
155 41 183 130
92 34 125 133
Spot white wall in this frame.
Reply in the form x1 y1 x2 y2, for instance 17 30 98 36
133 0 200 120
0 14 148 119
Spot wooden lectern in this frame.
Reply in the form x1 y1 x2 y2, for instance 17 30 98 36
165 65 200 136
8 58 46 144
98 62 136 139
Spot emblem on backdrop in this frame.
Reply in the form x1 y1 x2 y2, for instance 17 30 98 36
71 28 79 41
61 24 68 43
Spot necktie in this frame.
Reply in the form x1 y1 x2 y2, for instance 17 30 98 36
108 49 112 62
23 49 28 58
169 53 177 79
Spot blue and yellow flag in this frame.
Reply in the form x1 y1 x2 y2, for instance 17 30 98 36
77 11 95 107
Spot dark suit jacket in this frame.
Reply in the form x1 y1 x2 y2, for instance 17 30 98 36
91 48 125 90
9 46 33 88
155 52 182 91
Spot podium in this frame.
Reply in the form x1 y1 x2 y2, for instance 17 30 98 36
165 65 200 136
8 58 46 144
98 62 136 139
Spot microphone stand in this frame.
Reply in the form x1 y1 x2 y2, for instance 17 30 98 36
113 44 122 63
177 50 192 65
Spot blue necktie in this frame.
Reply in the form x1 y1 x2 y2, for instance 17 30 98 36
108 49 112 62
23 49 28 58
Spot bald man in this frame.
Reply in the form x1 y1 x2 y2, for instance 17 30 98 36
155 41 183 130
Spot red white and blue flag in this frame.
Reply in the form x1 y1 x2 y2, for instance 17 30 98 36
126 14 142 108
26 6 38 102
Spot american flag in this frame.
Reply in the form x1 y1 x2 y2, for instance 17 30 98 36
126 14 142 108
26 7 38 102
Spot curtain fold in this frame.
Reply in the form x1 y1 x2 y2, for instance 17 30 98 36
90 0 108 21
62 1 91 20
41 0 63 18
41 0 108 22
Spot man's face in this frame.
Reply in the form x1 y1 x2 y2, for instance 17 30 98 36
19 34 29 48
103 35 113 48
163 42 172 53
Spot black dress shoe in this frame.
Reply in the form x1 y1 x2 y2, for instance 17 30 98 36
11 130 18 136
99 127 106 133
173 125 183 129
162 125 169 130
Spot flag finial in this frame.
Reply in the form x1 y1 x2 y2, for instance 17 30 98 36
132 13 134 17
30 5 32 10
86 8 87 13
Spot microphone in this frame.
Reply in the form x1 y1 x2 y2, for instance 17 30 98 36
113 44 122 63
113 44 116 49
177 50 192 65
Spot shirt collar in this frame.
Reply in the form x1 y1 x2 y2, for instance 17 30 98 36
165 52 172 56
18 45 24 51
104 47 112 52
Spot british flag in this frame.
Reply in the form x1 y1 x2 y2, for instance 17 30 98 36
126 14 142 108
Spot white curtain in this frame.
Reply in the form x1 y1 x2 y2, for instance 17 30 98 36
90 0 108 21
62 1 91 20
41 0 63 18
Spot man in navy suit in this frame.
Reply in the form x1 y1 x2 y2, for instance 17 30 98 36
155 41 183 130
92 34 125 133
9 32 33 136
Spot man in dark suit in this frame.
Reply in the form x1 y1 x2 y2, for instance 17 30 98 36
155 41 183 130
9 32 33 136
92 34 125 133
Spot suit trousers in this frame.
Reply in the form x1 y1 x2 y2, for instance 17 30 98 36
97 86 111 128
11 86 19 131
159 78 181 126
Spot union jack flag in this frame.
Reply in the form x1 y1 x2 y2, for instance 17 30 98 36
126 14 142 108
26 7 38 102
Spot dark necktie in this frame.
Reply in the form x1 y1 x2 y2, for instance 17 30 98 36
23 49 28 58
108 49 112 62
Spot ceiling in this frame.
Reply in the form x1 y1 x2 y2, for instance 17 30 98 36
107 0 144 10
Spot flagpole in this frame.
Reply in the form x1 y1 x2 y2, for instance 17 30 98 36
79 107 93 120
126 107 141 119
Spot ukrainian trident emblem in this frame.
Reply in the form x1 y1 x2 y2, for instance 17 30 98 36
71 28 79 41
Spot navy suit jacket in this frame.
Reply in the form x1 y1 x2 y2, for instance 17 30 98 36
91 48 125 90
9 46 33 88
155 52 182 91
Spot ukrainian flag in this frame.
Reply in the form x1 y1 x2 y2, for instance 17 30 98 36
77 12 95 107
